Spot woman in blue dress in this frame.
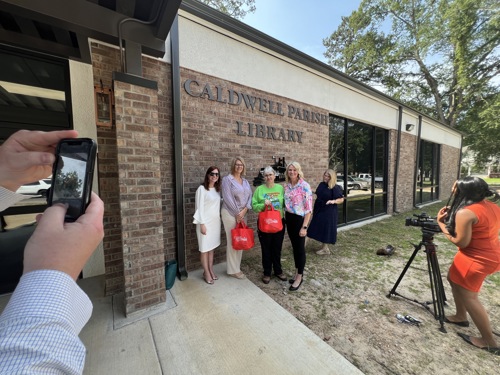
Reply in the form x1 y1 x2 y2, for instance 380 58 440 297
307 169 344 255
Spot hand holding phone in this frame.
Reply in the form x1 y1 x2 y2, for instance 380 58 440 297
47 138 97 222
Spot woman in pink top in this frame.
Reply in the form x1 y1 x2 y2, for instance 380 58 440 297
284 161 313 291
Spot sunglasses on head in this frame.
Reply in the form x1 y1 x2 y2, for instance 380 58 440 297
209 172 219 177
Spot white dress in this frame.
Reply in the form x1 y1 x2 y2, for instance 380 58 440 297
193 186 221 252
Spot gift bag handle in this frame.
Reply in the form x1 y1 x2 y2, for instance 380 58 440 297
236 220 248 229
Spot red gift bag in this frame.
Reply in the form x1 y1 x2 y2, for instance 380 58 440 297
258 205 283 233
231 221 255 250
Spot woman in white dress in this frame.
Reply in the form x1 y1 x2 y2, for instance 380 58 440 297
194 166 222 284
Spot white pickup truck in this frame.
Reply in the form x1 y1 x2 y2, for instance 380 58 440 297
358 173 384 188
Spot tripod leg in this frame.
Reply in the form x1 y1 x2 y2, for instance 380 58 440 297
427 248 447 333
387 245 421 298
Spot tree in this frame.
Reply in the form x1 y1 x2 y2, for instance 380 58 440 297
197 0 256 20
459 91 500 165
323 0 500 130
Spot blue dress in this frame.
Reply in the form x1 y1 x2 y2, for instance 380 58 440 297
307 182 344 244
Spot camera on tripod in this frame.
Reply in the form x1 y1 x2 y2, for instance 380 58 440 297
405 212 441 233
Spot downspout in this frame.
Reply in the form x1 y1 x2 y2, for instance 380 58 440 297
393 106 403 213
413 115 423 208
457 135 463 179
170 15 188 280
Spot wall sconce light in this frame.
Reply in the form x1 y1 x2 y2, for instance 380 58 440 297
405 123 415 131
94 81 113 127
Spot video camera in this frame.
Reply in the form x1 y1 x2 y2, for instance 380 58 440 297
405 212 441 233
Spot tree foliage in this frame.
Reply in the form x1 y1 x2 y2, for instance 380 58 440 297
197 0 256 20
323 0 500 133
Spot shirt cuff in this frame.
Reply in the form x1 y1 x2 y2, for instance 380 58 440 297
0 270 93 334
0 186 27 212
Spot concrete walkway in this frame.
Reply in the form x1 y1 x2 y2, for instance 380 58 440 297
1 263 364 375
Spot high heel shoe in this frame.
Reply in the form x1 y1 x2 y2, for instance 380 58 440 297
203 273 214 285
289 279 303 291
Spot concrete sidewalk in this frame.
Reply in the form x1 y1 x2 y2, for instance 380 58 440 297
80 263 363 375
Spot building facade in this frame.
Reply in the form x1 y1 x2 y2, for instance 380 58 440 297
0 0 461 315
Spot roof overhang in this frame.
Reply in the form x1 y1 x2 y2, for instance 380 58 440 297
0 0 182 62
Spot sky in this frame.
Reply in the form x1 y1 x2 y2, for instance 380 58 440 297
241 0 362 63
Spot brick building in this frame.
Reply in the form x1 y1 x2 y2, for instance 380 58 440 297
0 0 461 315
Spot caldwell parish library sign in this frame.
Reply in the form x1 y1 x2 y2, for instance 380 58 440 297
183 79 328 143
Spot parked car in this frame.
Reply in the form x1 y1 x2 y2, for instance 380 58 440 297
357 173 384 188
337 175 370 191
15 179 52 197
336 178 353 194
348 176 371 190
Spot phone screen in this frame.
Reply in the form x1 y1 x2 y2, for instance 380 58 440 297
49 139 96 221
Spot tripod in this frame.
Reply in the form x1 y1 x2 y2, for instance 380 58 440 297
387 228 448 333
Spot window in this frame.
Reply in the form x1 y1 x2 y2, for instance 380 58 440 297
329 115 388 225
0 46 72 139
415 140 440 205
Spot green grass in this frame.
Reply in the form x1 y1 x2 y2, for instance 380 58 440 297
484 178 500 185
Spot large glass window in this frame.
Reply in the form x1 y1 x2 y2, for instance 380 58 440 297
329 115 388 225
415 140 440 205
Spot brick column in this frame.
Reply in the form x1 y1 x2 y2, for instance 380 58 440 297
113 78 166 315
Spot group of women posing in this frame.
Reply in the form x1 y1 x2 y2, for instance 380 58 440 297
193 157 344 291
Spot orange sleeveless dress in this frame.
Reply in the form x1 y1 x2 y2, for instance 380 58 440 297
448 200 500 292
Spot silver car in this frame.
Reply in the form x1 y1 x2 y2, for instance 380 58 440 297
348 176 371 190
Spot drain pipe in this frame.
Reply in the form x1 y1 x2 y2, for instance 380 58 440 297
393 106 403 214
170 15 188 280
413 116 423 208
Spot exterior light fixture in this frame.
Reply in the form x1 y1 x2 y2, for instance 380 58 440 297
94 82 113 127
405 123 415 131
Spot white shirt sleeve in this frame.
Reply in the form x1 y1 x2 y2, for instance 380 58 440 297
0 270 93 374
0 186 27 212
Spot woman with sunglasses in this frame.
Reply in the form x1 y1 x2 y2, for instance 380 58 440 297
251 166 287 284
221 157 253 279
193 166 222 284
437 177 500 354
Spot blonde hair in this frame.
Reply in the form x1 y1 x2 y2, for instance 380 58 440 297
324 169 337 189
285 161 304 183
231 156 246 176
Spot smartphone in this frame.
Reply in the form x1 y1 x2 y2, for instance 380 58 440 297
47 138 97 222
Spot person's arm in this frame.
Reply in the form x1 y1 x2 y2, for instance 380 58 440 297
193 186 208 235
251 186 265 213
244 179 253 210
440 208 476 248
221 176 238 215
0 192 104 374
300 181 313 236
328 186 344 205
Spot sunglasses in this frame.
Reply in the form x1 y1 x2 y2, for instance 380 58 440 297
209 172 219 177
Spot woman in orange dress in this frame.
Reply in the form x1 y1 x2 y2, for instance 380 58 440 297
437 177 500 355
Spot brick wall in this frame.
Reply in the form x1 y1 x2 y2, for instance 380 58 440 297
394 131 419 212
113 80 166 314
440 144 460 198
92 44 125 296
